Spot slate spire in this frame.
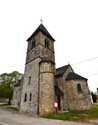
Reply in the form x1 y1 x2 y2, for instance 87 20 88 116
27 24 55 41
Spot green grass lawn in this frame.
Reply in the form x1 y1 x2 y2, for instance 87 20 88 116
42 104 98 122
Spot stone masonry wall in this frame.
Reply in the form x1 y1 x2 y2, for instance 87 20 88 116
12 86 21 107
26 32 55 64
20 58 41 114
55 66 73 111
65 79 92 110
39 62 55 115
63 66 73 110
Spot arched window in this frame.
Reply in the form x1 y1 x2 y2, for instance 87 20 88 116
31 39 36 49
77 84 82 93
45 39 49 48
28 76 31 85
24 93 27 102
29 93 32 101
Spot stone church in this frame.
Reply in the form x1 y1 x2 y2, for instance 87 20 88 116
13 23 92 115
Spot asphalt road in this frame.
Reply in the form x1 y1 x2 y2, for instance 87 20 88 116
0 107 95 125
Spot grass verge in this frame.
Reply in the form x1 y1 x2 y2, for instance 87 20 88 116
42 104 98 122
0 103 19 112
6 106 20 112
0 103 9 106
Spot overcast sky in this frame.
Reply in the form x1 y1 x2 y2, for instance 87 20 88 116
0 0 98 92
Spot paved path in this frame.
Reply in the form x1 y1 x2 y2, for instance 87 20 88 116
0 108 95 125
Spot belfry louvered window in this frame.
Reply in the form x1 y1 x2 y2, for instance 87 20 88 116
45 39 49 48
31 39 36 49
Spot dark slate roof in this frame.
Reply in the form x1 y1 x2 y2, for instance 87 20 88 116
27 24 55 41
66 72 88 81
55 64 72 77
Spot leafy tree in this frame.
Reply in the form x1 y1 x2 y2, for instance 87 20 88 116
0 71 22 104
0 83 13 104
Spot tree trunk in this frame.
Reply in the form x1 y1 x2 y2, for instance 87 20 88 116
8 98 11 105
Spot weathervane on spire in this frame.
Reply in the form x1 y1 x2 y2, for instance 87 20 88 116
40 18 43 24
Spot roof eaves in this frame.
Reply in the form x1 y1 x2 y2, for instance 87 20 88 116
66 72 88 81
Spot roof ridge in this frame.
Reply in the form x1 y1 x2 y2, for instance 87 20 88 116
55 64 70 77
56 64 70 70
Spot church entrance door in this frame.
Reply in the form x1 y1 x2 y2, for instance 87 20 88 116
57 95 61 110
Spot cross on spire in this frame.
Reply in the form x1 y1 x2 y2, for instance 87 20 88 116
40 18 43 24
68 61 70 65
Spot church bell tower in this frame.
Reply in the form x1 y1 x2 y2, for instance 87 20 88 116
20 23 55 115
